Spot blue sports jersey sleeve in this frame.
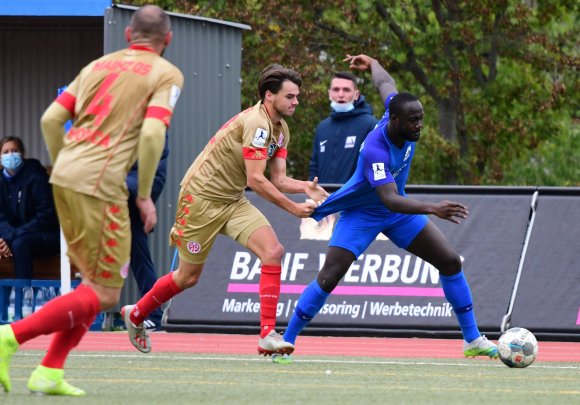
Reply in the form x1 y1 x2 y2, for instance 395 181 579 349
362 131 395 188
374 92 398 129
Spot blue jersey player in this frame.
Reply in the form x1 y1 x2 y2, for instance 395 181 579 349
282 55 498 360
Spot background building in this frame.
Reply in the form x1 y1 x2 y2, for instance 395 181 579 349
0 0 250 306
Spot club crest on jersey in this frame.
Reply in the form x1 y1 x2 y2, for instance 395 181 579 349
252 128 269 147
372 162 386 180
404 145 412 161
267 142 278 157
278 132 285 146
187 241 201 254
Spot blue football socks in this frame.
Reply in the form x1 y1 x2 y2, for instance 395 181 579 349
283 280 330 344
440 270 480 343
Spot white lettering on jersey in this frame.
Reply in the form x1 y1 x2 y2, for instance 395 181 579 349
404 145 412 161
169 85 181 109
345 136 356 149
320 140 328 153
252 128 269 147
372 162 386 180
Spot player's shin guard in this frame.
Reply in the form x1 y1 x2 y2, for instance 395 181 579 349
440 270 480 343
283 280 330 345
259 264 282 338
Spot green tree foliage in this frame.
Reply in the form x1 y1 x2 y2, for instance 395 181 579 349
125 0 578 186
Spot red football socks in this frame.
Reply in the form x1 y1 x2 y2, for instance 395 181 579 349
10 284 101 345
130 273 182 325
259 264 281 338
41 312 97 369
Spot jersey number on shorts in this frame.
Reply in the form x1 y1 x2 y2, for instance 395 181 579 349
86 73 120 127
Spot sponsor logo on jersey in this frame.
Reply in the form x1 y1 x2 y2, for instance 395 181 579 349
187 241 201 254
252 128 269 147
320 139 328 153
68 127 110 148
404 145 412 161
345 136 356 149
372 162 387 180
392 163 408 179
169 85 181 108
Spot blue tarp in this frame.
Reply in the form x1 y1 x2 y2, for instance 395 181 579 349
0 0 111 16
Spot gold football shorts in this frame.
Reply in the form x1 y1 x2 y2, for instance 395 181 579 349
53 185 131 288
169 189 270 264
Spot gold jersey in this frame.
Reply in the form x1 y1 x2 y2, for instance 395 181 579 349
180 101 290 203
50 45 184 203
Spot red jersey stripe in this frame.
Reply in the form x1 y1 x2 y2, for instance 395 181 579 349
56 92 76 115
145 106 172 127
274 147 288 159
243 147 268 160
129 44 156 53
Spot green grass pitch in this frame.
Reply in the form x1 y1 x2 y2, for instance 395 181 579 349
4 351 579 404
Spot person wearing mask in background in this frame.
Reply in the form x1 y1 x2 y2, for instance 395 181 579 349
309 71 378 185
0 136 60 279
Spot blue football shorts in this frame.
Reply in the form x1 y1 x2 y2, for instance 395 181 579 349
329 209 429 257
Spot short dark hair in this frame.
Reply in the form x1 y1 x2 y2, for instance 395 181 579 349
388 92 420 117
258 64 302 100
332 72 358 89
0 136 25 155
130 5 171 45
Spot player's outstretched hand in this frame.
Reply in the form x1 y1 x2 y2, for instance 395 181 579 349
434 200 469 224
344 54 374 72
306 177 329 205
135 196 158 233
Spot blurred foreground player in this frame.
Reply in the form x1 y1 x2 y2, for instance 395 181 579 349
0 5 183 396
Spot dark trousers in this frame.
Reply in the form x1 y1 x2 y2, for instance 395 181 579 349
11 231 60 279
129 199 163 325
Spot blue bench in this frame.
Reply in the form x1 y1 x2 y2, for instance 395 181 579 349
0 256 80 324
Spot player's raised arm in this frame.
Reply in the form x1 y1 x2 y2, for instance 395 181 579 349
344 54 396 105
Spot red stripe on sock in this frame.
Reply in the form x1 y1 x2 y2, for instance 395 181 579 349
11 284 100 345
259 264 281 338
131 273 182 325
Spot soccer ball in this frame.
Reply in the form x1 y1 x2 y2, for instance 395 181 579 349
498 327 538 368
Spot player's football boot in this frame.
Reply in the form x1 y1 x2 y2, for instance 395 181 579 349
121 305 151 353
0 324 18 393
27 365 85 396
464 335 499 358
272 353 294 364
257 330 294 356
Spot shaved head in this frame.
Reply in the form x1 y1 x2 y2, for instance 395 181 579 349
129 5 171 46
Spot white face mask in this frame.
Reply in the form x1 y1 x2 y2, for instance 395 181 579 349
330 101 355 113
